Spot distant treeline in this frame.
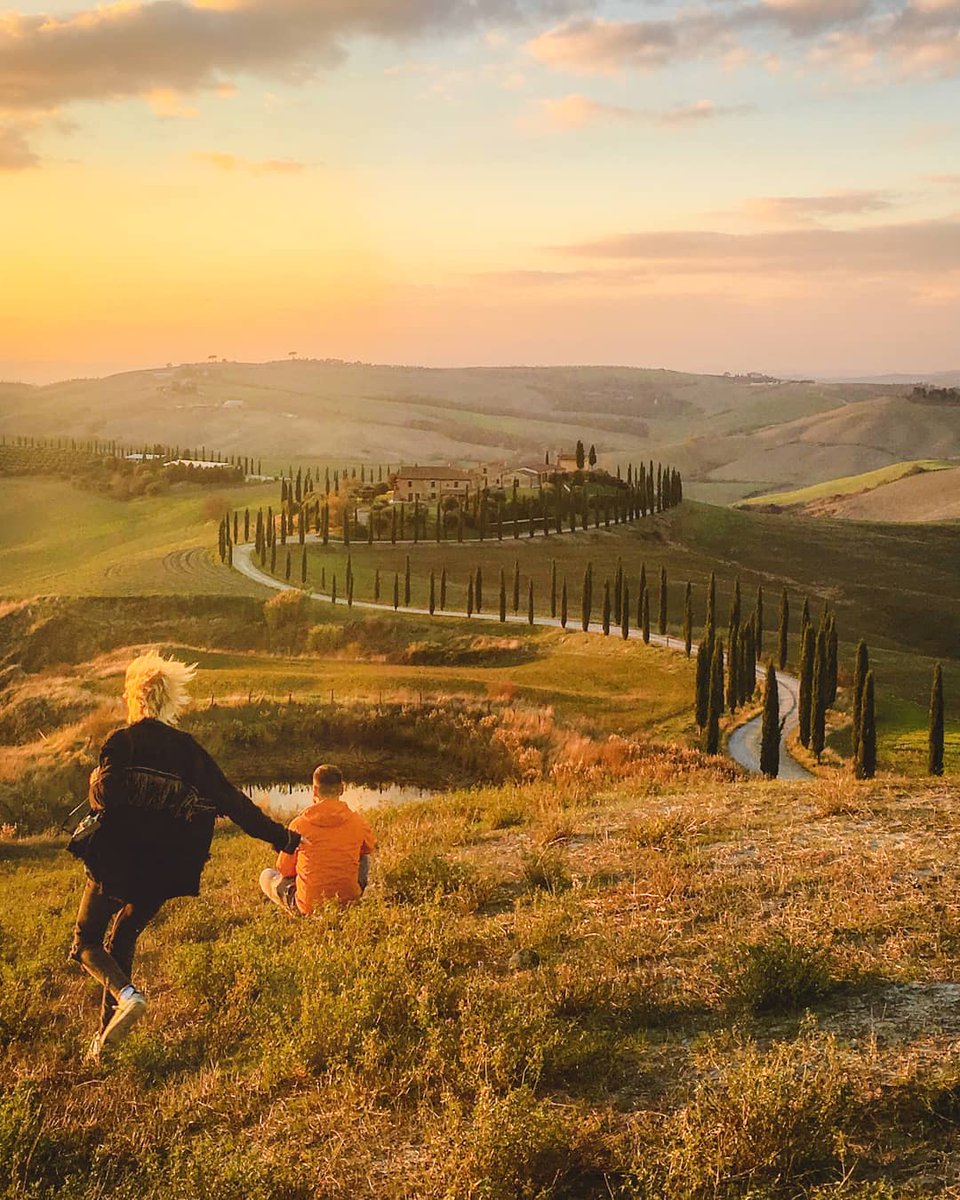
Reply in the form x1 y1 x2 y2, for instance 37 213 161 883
910 386 960 406
0 436 251 500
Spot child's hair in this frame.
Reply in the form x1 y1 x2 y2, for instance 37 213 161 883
312 763 344 793
124 651 197 725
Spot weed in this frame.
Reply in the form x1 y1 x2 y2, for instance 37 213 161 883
726 932 836 1014
521 847 572 894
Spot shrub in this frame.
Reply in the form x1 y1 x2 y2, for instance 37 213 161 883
263 589 309 651
726 933 835 1014
380 850 473 904
306 622 344 654
647 1024 852 1197
521 847 572 894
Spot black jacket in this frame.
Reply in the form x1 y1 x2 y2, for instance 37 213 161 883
86 718 293 903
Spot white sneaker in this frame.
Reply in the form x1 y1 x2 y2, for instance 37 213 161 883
100 989 147 1048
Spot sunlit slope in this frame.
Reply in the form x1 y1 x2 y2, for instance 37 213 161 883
0 478 273 597
738 460 955 511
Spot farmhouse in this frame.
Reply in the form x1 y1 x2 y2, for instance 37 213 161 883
392 465 475 504
479 462 549 490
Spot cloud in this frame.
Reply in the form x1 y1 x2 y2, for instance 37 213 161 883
527 2 960 81
524 93 753 132
657 99 754 124
537 92 637 129
0 0 563 112
191 150 307 173
740 189 900 223
549 218 960 277
0 123 39 171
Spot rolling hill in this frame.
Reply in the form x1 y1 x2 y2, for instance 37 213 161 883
6 359 958 503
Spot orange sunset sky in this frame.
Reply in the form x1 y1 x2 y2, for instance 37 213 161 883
2 0 960 382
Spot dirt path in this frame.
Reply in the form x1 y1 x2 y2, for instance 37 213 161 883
232 538 811 781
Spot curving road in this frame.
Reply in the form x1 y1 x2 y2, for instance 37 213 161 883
232 537 810 780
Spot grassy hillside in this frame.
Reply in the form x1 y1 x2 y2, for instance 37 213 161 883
738 460 954 510
4 769 960 1197
5 359 950 501
0 478 274 597
286 501 959 769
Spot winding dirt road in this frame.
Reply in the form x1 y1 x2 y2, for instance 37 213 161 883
232 538 811 780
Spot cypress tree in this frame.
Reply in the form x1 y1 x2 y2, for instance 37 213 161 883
683 582 693 656
374 568 381 602
581 563 592 631
706 638 725 754
244 509 250 542
404 556 411 606
658 566 668 636
575 439 585 470
561 577 568 629
704 571 717 656
812 628 828 761
475 567 483 613
798 624 815 747
778 587 789 670
759 662 780 779
393 573 399 611
300 546 307 585
331 574 337 605
270 540 276 574
499 568 507 622
528 579 535 625
513 559 521 612
756 585 764 657
929 663 945 777
602 579 611 635
852 640 869 760
614 558 623 620
621 582 630 640
321 567 326 591
347 571 354 608
467 575 474 618
800 597 810 640
390 506 397 544
440 565 447 611
429 570 436 615
827 614 839 705
855 672 877 779
695 639 710 730
728 576 742 645
727 623 740 713
550 560 558 619
641 590 650 644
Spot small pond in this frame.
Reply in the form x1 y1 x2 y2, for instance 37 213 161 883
245 782 436 823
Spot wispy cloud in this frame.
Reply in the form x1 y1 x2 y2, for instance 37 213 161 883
191 151 307 174
0 123 39 171
524 93 753 132
740 189 900 224
550 217 960 275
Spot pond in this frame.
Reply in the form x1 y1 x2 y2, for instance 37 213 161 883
245 781 436 823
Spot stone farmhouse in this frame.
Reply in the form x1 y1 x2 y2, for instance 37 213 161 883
392 465 475 504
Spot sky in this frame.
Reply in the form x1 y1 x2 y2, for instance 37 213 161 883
2 0 960 383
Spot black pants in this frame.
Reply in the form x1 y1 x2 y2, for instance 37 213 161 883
69 879 163 1033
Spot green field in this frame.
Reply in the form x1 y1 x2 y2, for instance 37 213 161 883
0 478 274 596
739 459 954 509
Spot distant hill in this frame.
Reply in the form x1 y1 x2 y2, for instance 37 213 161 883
739 461 960 523
4 358 960 502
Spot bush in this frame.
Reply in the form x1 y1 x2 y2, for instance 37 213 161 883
306 623 345 654
521 847 572 894
647 1023 852 1197
380 851 473 904
263 589 309 652
727 933 835 1014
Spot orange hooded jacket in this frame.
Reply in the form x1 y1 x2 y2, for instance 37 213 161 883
275 796 376 913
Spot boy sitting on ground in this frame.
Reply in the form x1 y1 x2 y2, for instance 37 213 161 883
259 764 376 915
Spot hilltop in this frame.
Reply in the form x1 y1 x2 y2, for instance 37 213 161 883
6 358 960 502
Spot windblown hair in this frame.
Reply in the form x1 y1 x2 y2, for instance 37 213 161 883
123 651 197 725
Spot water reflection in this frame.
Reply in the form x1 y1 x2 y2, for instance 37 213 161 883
245 781 435 822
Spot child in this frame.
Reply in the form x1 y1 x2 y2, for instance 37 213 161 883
259 764 376 915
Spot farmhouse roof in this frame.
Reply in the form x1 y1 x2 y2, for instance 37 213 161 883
395 465 473 481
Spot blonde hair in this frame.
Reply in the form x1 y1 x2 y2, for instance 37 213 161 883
123 651 197 725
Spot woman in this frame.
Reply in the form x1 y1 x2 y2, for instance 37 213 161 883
69 651 299 1062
